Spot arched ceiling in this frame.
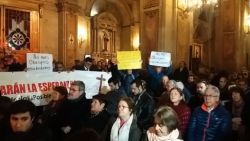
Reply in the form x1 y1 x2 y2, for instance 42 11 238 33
86 0 133 26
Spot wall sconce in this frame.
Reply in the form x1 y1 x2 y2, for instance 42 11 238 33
78 26 87 47
244 13 250 34
132 35 140 50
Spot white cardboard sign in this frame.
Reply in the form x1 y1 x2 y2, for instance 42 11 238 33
149 51 171 67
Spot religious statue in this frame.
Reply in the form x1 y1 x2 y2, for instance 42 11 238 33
103 32 109 52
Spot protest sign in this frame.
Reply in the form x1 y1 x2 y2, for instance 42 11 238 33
0 71 111 106
149 51 171 67
117 51 142 70
26 53 53 72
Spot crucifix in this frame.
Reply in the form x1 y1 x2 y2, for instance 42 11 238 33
96 74 106 92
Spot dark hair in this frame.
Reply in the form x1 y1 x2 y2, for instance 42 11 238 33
108 77 120 85
169 87 185 102
84 57 93 63
53 86 68 96
118 97 135 114
197 80 209 86
154 106 179 133
229 86 245 101
8 100 36 118
130 78 146 89
71 81 85 92
0 96 12 117
92 94 107 105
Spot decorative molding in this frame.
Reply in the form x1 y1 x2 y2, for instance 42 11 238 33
143 0 159 9
56 1 82 14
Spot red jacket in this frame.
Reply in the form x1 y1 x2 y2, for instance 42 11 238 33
170 102 191 136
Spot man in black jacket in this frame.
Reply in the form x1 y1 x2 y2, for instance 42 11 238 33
59 81 91 137
131 78 155 131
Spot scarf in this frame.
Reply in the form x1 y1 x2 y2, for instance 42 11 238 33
147 127 183 141
110 114 134 141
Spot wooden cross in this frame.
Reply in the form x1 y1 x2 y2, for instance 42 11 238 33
96 74 106 92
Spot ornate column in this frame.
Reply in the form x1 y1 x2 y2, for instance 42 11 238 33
57 0 82 68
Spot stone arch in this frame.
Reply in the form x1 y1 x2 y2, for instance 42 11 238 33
85 0 133 26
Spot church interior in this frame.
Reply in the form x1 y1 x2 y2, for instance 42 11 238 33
0 0 250 73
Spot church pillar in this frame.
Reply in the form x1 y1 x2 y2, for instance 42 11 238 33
213 0 243 71
140 0 160 65
57 0 86 68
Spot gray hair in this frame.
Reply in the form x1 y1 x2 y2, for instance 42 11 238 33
71 81 85 92
168 80 177 87
205 85 220 97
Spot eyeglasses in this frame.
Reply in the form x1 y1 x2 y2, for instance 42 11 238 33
118 105 129 109
203 95 218 98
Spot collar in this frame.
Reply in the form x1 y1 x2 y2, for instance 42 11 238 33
201 103 219 112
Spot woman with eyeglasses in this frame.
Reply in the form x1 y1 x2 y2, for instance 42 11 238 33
108 97 141 141
146 106 183 141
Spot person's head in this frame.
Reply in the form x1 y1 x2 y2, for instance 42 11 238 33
56 61 65 72
229 86 245 103
153 106 179 137
52 86 68 101
127 69 133 74
232 72 238 80
8 100 36 133
179 61 186 68
117 97 134 120
166 80 176 91
130 79 146 95
203 85 220 109
155 66 163 74
68 81 85 100
238 78 248 91
91 94 107 113
4 55 15 65
196 80 208 95
162 75 169 88
176 81 184 91
187 74 195 83
169 88 184 106
108 77 120 91
242 70 249 79
84 57 93 69
219 76 227 89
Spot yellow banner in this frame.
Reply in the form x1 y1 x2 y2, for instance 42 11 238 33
117 51 142 70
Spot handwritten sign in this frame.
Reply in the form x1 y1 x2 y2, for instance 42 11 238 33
149 51 171 67
117 51 142 70
26 53 53 72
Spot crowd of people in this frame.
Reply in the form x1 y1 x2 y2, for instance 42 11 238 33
0 55 250 141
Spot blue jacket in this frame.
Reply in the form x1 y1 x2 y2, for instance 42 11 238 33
147 64 173 93
187 104 231 141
